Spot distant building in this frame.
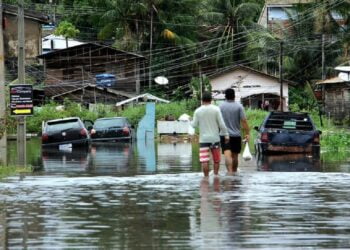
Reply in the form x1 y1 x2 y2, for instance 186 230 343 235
258 0 344 34
208 65 297 111
42 34 84 54
37 43 145 98
316 66 350 122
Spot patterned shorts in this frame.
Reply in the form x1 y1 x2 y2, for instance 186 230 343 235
199 142 221 163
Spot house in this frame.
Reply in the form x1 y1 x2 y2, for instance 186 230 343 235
208 65 297 111
316 66 350 122
37 43 145 96
2 4 49 65
258 0 344 34
42 34 84 54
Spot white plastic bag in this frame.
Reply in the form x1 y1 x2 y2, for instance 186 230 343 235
242 141 252 161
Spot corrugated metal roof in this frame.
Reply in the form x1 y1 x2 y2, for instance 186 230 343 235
316 77 348 85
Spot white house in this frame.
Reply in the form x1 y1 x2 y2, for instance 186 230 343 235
208 65 297 111
42 34 84 54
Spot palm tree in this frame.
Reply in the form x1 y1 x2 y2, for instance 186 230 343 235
202 0 262 67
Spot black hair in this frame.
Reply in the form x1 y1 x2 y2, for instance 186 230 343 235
202 91 212 102
225 88 235 100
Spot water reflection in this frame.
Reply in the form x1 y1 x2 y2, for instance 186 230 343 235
88 142 134 175
157 143 192 172
41 147 90 173
257 153 321 172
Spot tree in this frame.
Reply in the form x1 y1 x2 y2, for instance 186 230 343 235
202 0 262 67
54 21 80 48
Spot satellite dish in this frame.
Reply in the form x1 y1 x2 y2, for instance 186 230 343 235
154 76 169 85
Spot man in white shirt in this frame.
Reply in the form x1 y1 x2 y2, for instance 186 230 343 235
191 92 229 177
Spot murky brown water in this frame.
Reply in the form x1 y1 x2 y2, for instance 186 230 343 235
0 138 350 249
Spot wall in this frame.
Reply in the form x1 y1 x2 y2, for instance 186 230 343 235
324 86 350 122
4 14 41 63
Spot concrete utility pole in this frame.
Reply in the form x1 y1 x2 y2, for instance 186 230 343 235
279 41 284 112
0 0 7 165
17 0 26 166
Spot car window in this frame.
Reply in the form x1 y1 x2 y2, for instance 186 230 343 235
265 114 314 131
94 118 126 129
46 119 81 132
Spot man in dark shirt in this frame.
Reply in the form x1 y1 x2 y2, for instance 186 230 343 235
219 88 250 173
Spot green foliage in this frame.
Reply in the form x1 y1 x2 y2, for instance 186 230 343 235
54 21 80 39
0 165 32 179
321 130 350 151
190 76 211 101
289 84 318 112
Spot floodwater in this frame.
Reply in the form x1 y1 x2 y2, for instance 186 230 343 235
1 138 350 249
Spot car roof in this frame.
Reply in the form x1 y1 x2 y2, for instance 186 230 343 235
46 117 81 123
95 117 127 121
95 73 116 78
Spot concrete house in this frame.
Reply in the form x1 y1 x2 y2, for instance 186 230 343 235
316 66 350 122
209 65 296 111
258 0 313 29
2 4 48 65
37 43 145 98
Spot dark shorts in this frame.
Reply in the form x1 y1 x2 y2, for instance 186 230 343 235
199 142 221 163
220 136 242 154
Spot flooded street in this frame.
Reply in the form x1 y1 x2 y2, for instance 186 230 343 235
1 138 350 249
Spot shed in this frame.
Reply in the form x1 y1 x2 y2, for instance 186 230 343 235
37 43 145 95
316 67 350 122
209 65 297 111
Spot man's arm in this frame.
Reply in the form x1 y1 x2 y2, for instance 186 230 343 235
190 110 198 128
241 118 250 142
217 110 229 143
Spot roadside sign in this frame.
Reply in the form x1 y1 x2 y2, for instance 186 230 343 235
10 85 34 116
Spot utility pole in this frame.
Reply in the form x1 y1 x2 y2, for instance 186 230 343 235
0 0 7 165
321 34 326 81
199 64 203 101
279 41 284 112
148 5 153 89
17 0 26 166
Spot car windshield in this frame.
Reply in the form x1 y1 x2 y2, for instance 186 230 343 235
265 113 314 131
46 119 81 132
94 118 126 129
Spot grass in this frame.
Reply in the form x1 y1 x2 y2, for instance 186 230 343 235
0 165 32 179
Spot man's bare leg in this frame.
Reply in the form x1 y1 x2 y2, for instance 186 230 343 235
232 152 239 172
224 150 233 174
201 162 210 177
213 162 220 175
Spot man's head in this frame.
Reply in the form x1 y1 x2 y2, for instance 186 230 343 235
202 91 212 103
225 88 235 101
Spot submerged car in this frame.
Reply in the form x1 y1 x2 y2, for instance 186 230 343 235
254 112 321 156
41 117 91 150
90 117 134 142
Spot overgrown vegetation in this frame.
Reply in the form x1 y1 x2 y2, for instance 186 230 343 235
0 165 32 179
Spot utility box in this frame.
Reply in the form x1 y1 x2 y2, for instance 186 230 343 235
157 121 191 134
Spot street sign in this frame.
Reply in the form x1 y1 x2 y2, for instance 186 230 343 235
10 84 34 116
